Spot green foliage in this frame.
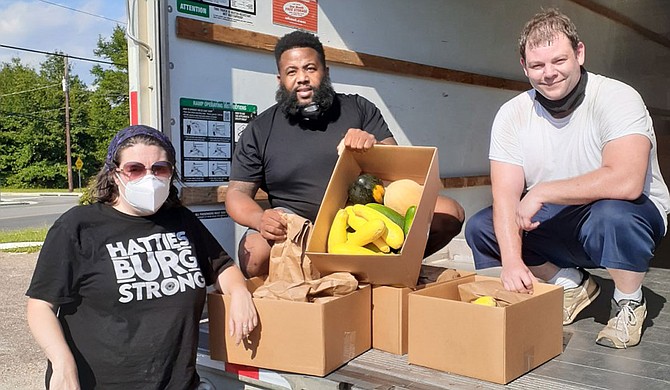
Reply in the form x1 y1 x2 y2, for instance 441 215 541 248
0 226 49 244
0 26 129 189
79 176 97 206
87 26 130 174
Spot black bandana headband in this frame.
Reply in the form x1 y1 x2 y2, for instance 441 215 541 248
535 66 588 117
105 125 176 171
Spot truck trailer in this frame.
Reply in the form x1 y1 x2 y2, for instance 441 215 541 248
125 1 670 388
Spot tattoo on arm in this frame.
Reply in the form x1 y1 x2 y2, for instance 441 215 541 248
228 181 260 198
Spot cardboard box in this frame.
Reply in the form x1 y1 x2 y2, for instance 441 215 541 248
207 279 371 377
372 268 475 355
407 275 563 384
306 145 440 288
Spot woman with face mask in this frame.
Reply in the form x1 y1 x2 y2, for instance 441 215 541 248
25 125 257 390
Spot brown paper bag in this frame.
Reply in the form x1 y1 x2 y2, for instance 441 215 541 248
305 272 358 299
253 272 358 302
252 280 312 301
265 213 320 284
458 280 533 307
253 213 358 301
414 264 463 285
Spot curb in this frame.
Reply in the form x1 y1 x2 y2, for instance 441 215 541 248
0 192 80 206
39 193 82 197
0 201 32 207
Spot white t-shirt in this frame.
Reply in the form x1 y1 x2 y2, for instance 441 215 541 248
490 72 670 225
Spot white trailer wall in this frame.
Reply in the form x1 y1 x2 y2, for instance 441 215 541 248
128 0 670 261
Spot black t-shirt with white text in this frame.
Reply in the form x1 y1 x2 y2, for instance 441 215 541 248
26 203 233 390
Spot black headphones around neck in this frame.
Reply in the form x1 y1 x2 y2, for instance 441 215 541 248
299 102 322 121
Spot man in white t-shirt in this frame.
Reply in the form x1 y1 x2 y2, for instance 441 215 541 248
465 8 669 348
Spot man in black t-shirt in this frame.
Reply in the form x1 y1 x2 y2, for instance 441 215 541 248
227 31 465 277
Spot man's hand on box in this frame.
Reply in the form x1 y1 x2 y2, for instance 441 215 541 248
259 208 288 242
500 261 536 294
337 128 377 155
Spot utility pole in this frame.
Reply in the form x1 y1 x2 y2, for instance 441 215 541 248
63 56 73 192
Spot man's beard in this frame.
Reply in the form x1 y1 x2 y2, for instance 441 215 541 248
276 74 336 118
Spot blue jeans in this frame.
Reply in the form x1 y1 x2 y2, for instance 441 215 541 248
465 196 666 272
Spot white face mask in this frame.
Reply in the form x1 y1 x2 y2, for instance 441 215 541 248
116 173 170 215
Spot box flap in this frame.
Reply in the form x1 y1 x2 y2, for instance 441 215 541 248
307 145 439 287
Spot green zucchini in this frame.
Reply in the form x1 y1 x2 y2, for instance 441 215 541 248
404 205 417 237
365 203 405 231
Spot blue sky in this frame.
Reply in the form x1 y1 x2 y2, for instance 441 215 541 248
0 0 127 87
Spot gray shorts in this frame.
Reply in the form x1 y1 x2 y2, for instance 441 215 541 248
240 207 296 239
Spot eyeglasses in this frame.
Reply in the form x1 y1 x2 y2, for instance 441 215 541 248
117 161 174 181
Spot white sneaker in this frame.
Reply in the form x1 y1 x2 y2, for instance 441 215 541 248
596 298 647 349
562 270 601 325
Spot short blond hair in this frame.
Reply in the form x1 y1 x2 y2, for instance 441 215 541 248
519 8 580 60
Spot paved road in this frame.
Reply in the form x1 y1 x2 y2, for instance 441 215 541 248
0 193 80 231
0 251 44 390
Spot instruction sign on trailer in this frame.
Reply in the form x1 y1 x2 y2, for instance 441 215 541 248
177 0 257 25
179 98 256 183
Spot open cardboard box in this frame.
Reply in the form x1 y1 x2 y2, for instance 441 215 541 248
372 267 476 355
407 275 563 384
207 278 371 377
307 145 440 288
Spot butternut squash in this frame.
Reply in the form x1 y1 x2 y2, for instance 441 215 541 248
383 179 423 216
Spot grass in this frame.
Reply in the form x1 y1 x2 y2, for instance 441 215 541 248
1 188 83 193
0 226 49 253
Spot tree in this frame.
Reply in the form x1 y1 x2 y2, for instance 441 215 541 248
0 25 129 189
0 56 88 188
85 25 130 176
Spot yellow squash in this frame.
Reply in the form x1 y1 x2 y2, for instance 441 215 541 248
471 296 497 307
327 209 349 251
345 206 390 253
346 219 386 247
345 206 367 230
329 242 378 255
352 204 405 249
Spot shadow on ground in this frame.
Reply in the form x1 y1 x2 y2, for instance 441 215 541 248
652 234 670 269
584 275 667 327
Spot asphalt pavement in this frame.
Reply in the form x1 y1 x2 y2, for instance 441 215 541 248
0 250 45 390
0 191 80 234
0 193 79 389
